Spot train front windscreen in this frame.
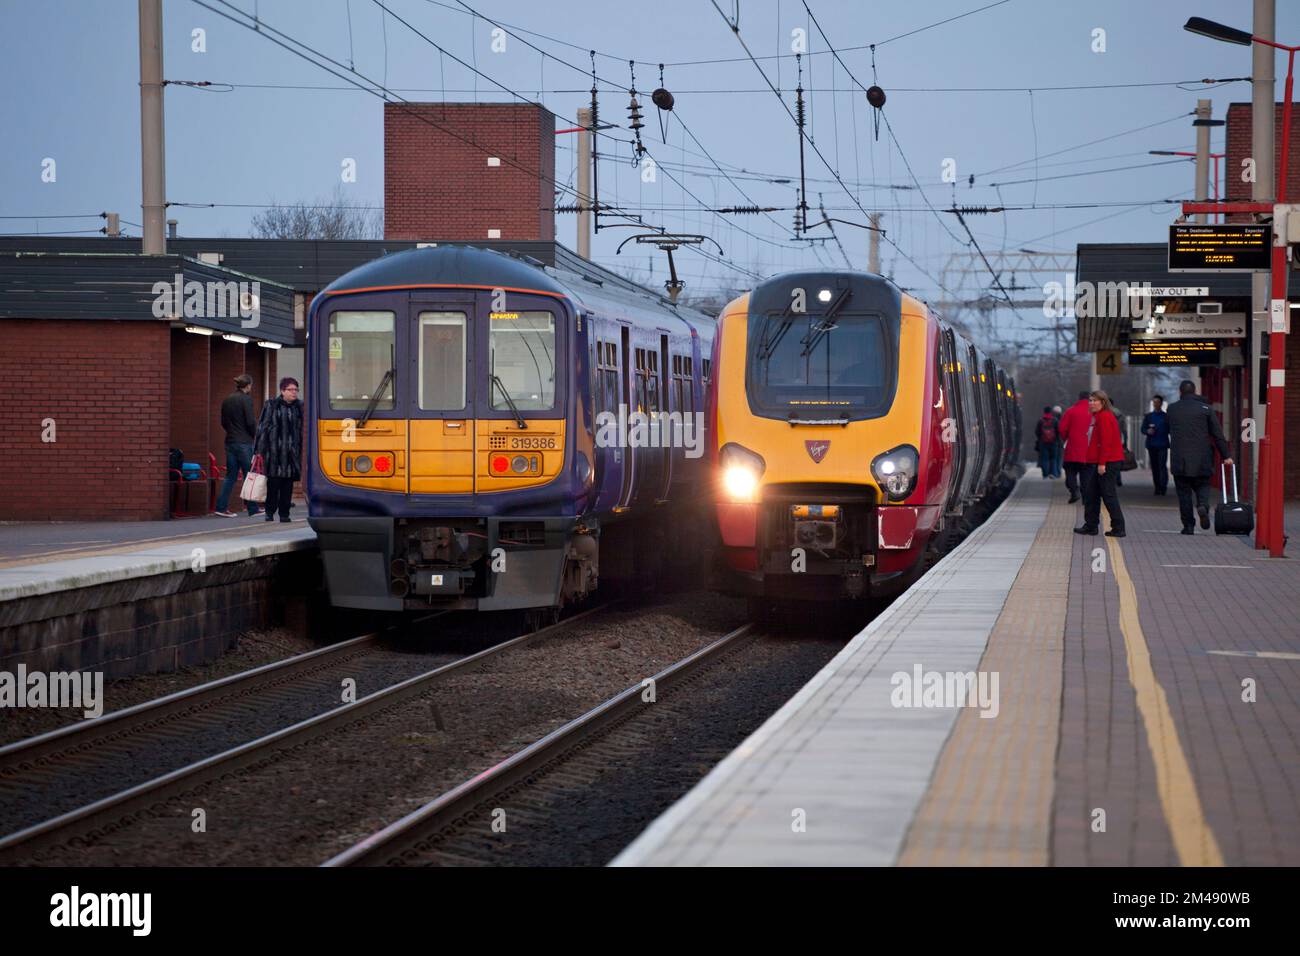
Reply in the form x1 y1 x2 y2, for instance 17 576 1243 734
746 311 896 421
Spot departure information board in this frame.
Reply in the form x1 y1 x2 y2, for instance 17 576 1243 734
1128 339 1222 366
1168 224 1271 271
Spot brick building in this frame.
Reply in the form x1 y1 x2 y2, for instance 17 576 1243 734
0 253 294 521
384 102 556 242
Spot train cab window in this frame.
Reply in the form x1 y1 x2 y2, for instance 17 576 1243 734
417 311 467 410
490 310 555 410
327 310 396 410
747 312 894 421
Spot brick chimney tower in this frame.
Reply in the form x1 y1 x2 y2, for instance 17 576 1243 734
384 102 556 242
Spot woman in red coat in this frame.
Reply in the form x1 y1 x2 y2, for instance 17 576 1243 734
1075 390 1126 537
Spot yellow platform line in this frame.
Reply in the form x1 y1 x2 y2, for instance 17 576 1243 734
1105 532 1225 867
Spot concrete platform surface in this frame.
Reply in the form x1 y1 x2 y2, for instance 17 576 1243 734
0 522 316 604
615 472 1300 867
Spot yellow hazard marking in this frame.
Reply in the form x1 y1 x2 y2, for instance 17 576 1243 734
1105 531 1225 867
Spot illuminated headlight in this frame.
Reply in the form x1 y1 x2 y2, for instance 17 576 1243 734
817 289 833 303
719 442 765 501
871 445 919 501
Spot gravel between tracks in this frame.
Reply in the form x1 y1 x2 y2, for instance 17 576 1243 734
0 636 464 835
22 590 747 866
0 628 319 748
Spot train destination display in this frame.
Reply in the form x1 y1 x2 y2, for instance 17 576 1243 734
1128 339 1222 365
1167 223 1271 271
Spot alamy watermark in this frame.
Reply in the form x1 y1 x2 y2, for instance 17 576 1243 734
151 273 261 328
1042 276 1156 322
595 404 705 459
1 665 104 718
890 663 999 719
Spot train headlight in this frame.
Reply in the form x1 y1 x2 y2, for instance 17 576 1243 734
871 444 919 502
719 442 765 501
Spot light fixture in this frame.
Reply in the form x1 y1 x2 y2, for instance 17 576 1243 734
1183 17 1253 46
817 289 833 303
222 333 251 344
184 326 214 336
257 341 282 350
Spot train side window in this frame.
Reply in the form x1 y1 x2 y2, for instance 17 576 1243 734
702 358 711 385
646 350 661 412
327 310 396 411
417 311 467 410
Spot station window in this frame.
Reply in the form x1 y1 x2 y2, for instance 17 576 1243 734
490 310 556 411
327 310 395 411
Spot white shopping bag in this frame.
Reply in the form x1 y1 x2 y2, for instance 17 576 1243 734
241 457 267 503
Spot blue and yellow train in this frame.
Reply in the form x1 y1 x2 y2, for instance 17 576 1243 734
306 245 715 616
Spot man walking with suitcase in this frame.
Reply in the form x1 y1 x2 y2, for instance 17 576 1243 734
1167 380 1232 535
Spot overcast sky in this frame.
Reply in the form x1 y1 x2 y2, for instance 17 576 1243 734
5 0 1299 318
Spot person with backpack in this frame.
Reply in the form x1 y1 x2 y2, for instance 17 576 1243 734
1140 394 1171 496
1034 406 1059 479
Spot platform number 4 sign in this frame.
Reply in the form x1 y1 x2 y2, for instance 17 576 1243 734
1096 350 1122 376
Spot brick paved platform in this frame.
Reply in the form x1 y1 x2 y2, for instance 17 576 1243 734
615 473 1300 866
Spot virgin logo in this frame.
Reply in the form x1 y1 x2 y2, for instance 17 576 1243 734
805 440 830 464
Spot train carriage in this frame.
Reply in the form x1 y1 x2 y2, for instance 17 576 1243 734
708 269 1020 606
306 245 714 615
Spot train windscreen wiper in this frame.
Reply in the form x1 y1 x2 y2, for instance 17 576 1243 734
492 374 528 430
357 345 394 428
799 288 852 357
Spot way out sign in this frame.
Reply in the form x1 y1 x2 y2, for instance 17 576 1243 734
1096 350 1122 375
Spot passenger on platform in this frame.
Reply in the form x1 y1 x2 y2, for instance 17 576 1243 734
1167 379 1232 535
1057 391 1091 504
1075 390 1126 538
215 374 260 518
1141 394 1171 496
253 377 304 523
1034 406 1059 479
1050 405 1064 477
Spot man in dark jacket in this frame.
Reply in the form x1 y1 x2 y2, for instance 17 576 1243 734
1034 406 1059 479
215 374 260 517
253 377 304 522
1141 394 1170 495
1167 379 1232 534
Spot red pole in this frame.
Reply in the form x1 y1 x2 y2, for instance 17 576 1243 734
1263 50 1294 557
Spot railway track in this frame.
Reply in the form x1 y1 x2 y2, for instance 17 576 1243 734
324 622 759 867
0 606 604 863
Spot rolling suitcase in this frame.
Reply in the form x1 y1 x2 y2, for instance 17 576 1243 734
1214 462 1254 536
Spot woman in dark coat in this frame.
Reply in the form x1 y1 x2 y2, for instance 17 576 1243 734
253 377 304 522
1075 389 1126 538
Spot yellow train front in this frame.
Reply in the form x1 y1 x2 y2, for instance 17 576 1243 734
709 269 1019 605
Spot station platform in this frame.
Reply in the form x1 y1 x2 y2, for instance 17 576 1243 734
616 472 1300 867
0 517 318 678
0 516 315 602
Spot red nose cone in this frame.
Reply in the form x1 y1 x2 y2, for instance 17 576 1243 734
492 455 509 473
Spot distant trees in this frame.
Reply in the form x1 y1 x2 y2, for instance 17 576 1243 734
249 186 382 239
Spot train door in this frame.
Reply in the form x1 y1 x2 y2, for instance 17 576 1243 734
616 324 635 510
940 329 965 513
657 333 673 503
407 292 475 494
